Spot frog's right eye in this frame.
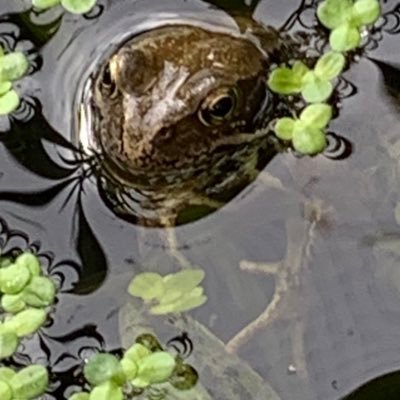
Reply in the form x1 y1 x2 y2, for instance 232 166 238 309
100 64 118 99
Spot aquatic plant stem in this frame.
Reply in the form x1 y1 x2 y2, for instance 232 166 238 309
226 200 323 354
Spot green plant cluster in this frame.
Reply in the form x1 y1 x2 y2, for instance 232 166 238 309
267 0 381 155
0 365 48 400
317 0 381 51
0 252 56 359
32 0 97 14
128 269 207 315
0 47 29 116
69 334 198 400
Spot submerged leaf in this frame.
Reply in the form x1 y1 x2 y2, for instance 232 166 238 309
128 273 164 300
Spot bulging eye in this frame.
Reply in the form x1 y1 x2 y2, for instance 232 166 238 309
98 63 118 99
198 87 239 126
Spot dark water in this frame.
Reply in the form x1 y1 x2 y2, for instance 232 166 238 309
1 0 400 399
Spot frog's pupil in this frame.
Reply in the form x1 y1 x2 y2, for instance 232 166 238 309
210 96 233 118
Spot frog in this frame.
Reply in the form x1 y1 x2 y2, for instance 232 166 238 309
84 18 292 226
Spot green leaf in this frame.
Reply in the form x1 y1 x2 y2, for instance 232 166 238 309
0 329 19 359
169 362 199 390
0 53 29 82
150 287 207 315
0 381 12 400
317 0 352 29
135 352 176 384
15 253 42 277
163 269 205 294
135 333 163 352
0 47 3 58
128 273 164 301
3 308 47 337
292 61 309 79
274 117 295 141
1 293 26 314
0 367 16 381
330 24 361 52
0 90 20 116
292 126 327 155
32 0 61 9
299 104 333 129
314 51 346 80
124 343 151 364
351 0 381 27
0 82 11 96
69 393 90 400
9 365 48 400
0 262 31 295
83 353 125 386
22 276 56 307
61 0 97 14
120 357 138 380
267 67 302 95
301 72 333 103
89 381 123 400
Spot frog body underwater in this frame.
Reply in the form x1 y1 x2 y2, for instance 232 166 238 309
86 19 289 226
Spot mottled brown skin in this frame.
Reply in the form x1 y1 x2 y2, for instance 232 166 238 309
91 21 285 225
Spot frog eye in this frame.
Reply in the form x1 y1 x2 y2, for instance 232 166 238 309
99 63 118 99
198 87 239 126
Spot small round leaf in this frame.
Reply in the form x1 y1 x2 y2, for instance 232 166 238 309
351 0 381 27
0 262 31 295
89 381 123 400
299 104 333 129
136 351 176 384
124 343 152 364
317 0 352 29
0 53 29 82
292 127 327 155
120 357 138 380
32 0 61 9
163 269 205 294
22 276 56 307
302 72 333 103
3 308 47 337
0 82 11 96
15 252 42 277
274 117 296 141
128 272 164 301
0 381 12 400
267 67 302 95
314 51 346 80
0 90 20 116
330 24 361 52
0 329 19 359
69 393 90 400
10 365 48 399
1 294 26 314
84 353 124 386
61 0 97 14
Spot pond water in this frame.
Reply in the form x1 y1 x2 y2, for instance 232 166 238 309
1 0 400 399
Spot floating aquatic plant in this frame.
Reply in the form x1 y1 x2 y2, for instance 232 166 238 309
128 269 207 315
274 104 332 155
268 51 345 103
0 48 29 116
69 334 197 399
0 252 56 359
0 365 49 400
317 0 381 51
32 0 97 14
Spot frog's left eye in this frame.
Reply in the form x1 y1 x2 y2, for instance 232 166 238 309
98 63 118 99
198 87 239 126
